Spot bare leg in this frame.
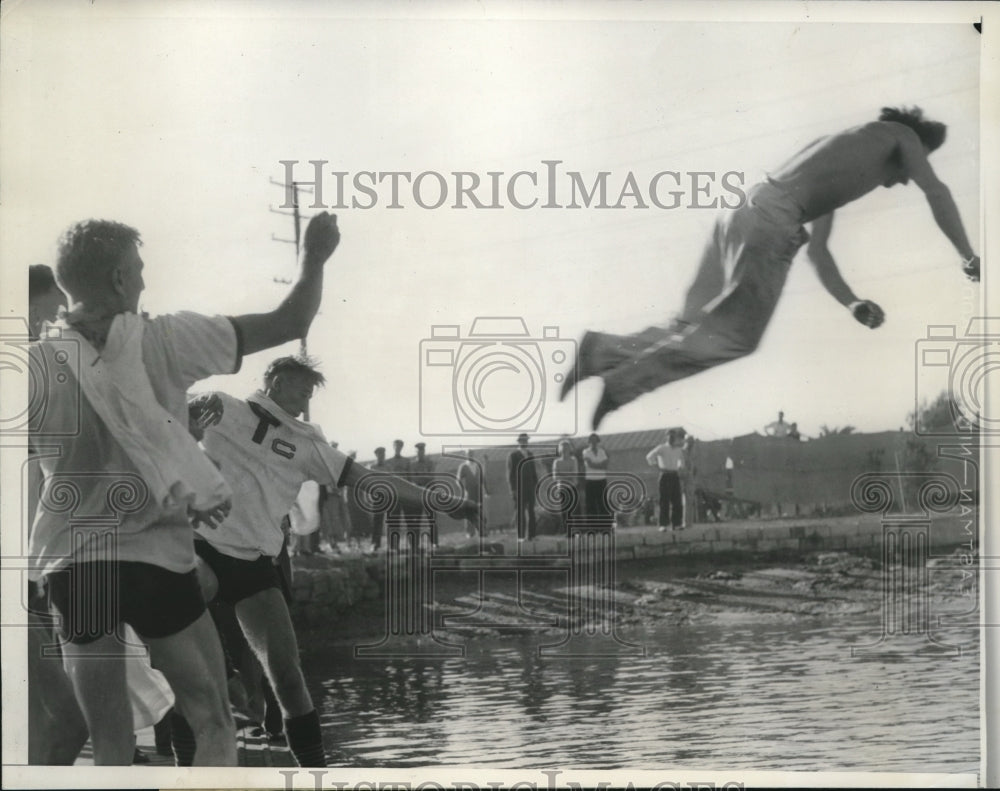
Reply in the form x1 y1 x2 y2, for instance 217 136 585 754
599 217 805 414
61 634 132 765
28 601 89 764
234 588 312 717
146 611 237 766
235 587 326 765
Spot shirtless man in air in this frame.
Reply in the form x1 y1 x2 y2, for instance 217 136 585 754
560 106 981 429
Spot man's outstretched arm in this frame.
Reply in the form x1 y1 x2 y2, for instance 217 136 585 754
342 462 478 521
896 128 979 280
231 212 341 356
807 213 885 329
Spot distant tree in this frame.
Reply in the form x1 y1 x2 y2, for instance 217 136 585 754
819 424 856 437
908 390 969 434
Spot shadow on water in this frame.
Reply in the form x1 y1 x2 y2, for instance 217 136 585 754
304 613 979 771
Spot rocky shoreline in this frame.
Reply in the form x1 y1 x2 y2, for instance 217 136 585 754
295 547 978 648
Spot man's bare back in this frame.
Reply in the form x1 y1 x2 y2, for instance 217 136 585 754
769 121 918 223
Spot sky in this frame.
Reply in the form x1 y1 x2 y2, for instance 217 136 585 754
1 2 998 787
0 1 991 458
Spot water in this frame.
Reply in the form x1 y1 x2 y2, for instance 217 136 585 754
305 618 979 772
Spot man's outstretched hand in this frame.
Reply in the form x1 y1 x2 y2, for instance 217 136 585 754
188 393 224 440
303 212 340 265
962 255 980 283
190 498 231 530
850 300 885 329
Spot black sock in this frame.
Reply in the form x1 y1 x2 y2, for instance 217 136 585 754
284 709 326 767
154 711 173 756
263 678 283 736
169 709 197 767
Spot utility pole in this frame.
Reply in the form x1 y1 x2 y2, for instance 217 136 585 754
269 177 314 419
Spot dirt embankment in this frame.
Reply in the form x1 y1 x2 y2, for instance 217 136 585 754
300 547 977 649
429 549 978 638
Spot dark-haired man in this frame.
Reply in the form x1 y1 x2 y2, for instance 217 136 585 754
507 433 539 542
410 442 438 545
560 106 981 429
369 446 388 550
189 357 477 766
28 211 340 765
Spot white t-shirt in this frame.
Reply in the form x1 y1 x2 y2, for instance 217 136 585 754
197 392 351 560
29 312 240 576
646 443 686 471
582 446 609 480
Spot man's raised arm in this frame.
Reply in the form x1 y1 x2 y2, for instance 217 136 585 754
807 212 885 329
896 129 979 281
343 460 479 522
231 212 341 356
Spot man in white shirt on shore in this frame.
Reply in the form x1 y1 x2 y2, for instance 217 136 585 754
646 429 687 531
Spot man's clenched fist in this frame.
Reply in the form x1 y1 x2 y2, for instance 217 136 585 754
303 212 340 264
850 300 885 329
962 255 980 283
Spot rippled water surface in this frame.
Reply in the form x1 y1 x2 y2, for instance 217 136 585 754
305 618 978 771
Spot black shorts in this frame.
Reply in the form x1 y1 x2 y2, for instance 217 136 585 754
45 561 205 644
195 539 281 606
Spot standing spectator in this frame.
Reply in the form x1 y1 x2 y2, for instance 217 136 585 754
551 440 580 531
646 429 686 531
581 433 610 519
384 439 412 529
369 446 387 550
724 455 737 520
343 451 370 549
507 433 539 542
456 450 489 538
411 442 437 545
384 439 411 476
788 422 802 441
317 441 350 552
765 411 791 438
329 482 355 551
316 442 352 553
682 435 698 527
